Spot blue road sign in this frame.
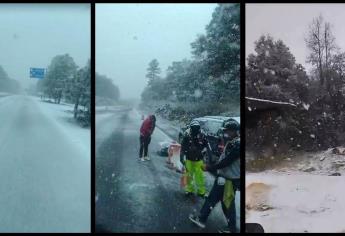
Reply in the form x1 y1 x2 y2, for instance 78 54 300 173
30 68 45 79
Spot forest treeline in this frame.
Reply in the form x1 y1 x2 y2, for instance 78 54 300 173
95 73 120 106
37 54 91 126
246 15 345 155
140 3 240 123
0 65 21 94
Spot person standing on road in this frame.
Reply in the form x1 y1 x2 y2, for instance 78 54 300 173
139 114 156 161
189 120 240 233
180 121 212 198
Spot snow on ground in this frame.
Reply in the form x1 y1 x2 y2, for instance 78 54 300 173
95 105 135 150
0 92 11 97
0 95 90 232
247 149 345 176
246 172 345 233
246 149 345 233
289 149 345 175
31 96 90 158
96 112 117 125
96 105 131 112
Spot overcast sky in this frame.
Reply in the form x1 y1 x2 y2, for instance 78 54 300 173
0 4 90 89
96 3 216 100
246 4 345 73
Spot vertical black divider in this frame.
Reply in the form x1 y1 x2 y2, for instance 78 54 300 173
240 1 246 233
91 2 95 234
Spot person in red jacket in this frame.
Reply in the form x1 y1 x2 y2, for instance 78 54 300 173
139 114 156 161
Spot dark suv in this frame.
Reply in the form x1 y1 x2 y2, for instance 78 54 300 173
178 116 240 164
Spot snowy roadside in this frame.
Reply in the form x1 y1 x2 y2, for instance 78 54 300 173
96 112 117 125
96 105 132 113
247 148 345 176
30 96 90 158
246 148 345 233
246 172 345 233
0 92 12 98
289 149 345 176
95 106 126 149
95 105 133 131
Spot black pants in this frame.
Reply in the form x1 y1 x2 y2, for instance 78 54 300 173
199 178 239 232
139 135 151 158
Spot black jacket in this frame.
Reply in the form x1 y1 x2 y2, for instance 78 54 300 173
180 130 212 162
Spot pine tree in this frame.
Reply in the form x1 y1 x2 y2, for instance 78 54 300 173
43 54 77 104
146 59 161 87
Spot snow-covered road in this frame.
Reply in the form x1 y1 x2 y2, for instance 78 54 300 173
0 95 90 233
96 107 240 232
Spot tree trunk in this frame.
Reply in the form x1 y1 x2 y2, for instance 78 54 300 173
324 28 329 90
57 90 62 104
318 42 323 86
74 96 80 119
316 18 324 87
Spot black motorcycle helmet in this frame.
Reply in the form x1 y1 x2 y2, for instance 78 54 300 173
189 120 201 137
221 120 240 142
223 120 240 132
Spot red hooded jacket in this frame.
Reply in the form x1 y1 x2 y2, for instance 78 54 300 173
140 115 155 137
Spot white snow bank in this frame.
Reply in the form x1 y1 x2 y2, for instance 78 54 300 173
0 92 12 98
0 92 10 95
96 112 116 124
246 172 345 233
31 96 90 158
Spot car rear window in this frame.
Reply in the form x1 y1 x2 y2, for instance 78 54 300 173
204 120 223 134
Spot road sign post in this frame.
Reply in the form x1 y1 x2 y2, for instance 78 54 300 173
30 68 46 79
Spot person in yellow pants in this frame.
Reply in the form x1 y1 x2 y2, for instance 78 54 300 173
185 159 206 196
180 121 212 197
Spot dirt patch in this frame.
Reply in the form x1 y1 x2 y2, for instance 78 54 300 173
333 147 345 155
246 182 274 211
